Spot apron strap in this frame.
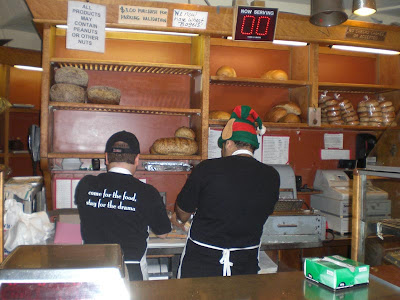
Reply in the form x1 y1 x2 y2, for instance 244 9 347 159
189 237 260 276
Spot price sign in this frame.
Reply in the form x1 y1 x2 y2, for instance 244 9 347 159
233 6 278 42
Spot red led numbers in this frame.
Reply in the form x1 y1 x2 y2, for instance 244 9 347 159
234 7 278 42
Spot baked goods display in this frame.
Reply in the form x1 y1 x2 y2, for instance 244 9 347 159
209 110 231 120
264 102 301 123
261 69 288 80
357 97 383 127
378 97 397 127
337 95 359 126
50 66 121 104
216 66 237 78
150 126 198 155
319 92 342 125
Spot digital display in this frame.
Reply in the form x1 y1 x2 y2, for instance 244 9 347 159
234 6 278 42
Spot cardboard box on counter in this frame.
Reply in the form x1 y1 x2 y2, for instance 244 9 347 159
304 255 369 290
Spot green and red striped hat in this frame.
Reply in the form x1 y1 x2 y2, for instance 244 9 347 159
218 105 266 149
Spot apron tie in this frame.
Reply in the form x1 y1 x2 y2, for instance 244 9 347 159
219 249 234 276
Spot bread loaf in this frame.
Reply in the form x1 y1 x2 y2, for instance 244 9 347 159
216 66 237 77
50 83 86 103
265 107 287 122
261 69 288 80
209 111 231 120
278 113 301 123
275 102 301 115
55 67 89 87
175 127 196 140
151 137 198 155
87 86 121 105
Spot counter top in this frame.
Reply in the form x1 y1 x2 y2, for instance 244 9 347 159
129 271 400 300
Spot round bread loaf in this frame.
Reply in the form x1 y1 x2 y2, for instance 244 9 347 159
261 69 288 80
358 100 368 107
151 137 198 155
55 67 89 87
209 110 231 120
382 111 396 118
265 107 288 122
326 105 340 111
344 115 359 122
87 86 121 105
367 111 383 117
358 112 369 118
382 106 395 113
346 121 360 126
50 83 86 103
278 113 300 123
328 115 342 122
379 101 393 108
327 110 341 117
369 122 382 127
360 117 370 122
339 102 352 110
275 102 301 115
342 110 357 118
325 99 339 106
357 106 368 113
359 122 369 126
365 100 380 107
175 127 196 140
330 120 345 125
216 66 237 77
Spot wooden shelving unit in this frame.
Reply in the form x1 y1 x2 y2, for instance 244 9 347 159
318 82 400 94
210 76 310 89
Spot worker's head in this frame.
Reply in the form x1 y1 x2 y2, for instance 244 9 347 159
218 105 266 156
105 131 140 166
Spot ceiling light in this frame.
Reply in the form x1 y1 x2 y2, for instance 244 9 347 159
331 45 399 55
14 65 43 71
310 0 348 27
56 25 198 37
273 40 308 46
353 0 377 16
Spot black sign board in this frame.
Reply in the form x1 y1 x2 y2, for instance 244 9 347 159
233 6 278 42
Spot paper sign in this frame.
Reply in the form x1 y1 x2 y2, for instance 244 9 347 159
262 136 290 165
119 5 168 27
172 9 208 29
324 133 343 149
321 149 350 160
67 1 106 53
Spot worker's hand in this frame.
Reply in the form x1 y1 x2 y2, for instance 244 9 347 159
169 212 188 232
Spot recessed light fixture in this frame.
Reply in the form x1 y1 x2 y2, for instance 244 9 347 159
331 45 399 55
14 65 43 71
55 25 199 37
353 0 377 17
273 40 308 47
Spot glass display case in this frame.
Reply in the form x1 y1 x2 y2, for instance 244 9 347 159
352 110 400 264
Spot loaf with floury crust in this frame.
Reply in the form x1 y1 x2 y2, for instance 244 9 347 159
50 83 86 103
151 137 198 155
55 67 89 87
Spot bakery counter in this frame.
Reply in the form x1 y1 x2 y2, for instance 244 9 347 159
129 271 400 300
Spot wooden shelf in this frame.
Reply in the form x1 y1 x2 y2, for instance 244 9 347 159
50 102 201 116
9 107 40 113
210 76 310 89
51 58 202 76
210 120 395 131
47 152 202 160
318 82 400 94
9 153 31 158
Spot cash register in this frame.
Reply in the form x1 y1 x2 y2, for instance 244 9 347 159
311 170 391 235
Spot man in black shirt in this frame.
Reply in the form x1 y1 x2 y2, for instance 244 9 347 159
75 131 171 281
173 105 280 278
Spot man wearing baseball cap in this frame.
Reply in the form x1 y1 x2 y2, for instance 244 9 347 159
173 105 280 278
75 130 171 281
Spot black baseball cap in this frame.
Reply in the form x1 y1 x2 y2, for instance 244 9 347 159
105 131 140 154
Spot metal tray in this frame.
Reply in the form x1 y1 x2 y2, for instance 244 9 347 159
143 161 192 172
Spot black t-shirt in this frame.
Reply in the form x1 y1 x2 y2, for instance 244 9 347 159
177 156 280 248
75 171 171 260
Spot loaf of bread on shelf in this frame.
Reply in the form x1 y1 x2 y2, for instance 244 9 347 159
264 107 287 122
209 110 231 120
261 69 288 80
151 137 198 155
175 126 196 140
50 83 86 103
55 67 89 87
275 101 301 115
216 66 237 77
278 113 301 123
87 86 121 105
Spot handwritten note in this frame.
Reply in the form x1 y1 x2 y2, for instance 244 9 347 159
67 1 106 53
262 136 290 165
118 5 168 27
172 9 208 29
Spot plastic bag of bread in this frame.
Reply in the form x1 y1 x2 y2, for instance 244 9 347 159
209 111 231 120
150 127 198 155
261 69 288 80
216 66 237 78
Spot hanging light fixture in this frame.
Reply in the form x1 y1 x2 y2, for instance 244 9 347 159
353 0 377 16
310 0 348 27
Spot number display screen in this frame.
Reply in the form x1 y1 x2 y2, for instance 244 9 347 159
234 6 278 42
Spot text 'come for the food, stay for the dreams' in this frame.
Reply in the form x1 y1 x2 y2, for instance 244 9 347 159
86 189 137 211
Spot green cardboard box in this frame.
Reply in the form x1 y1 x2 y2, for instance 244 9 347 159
304 255 369 290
